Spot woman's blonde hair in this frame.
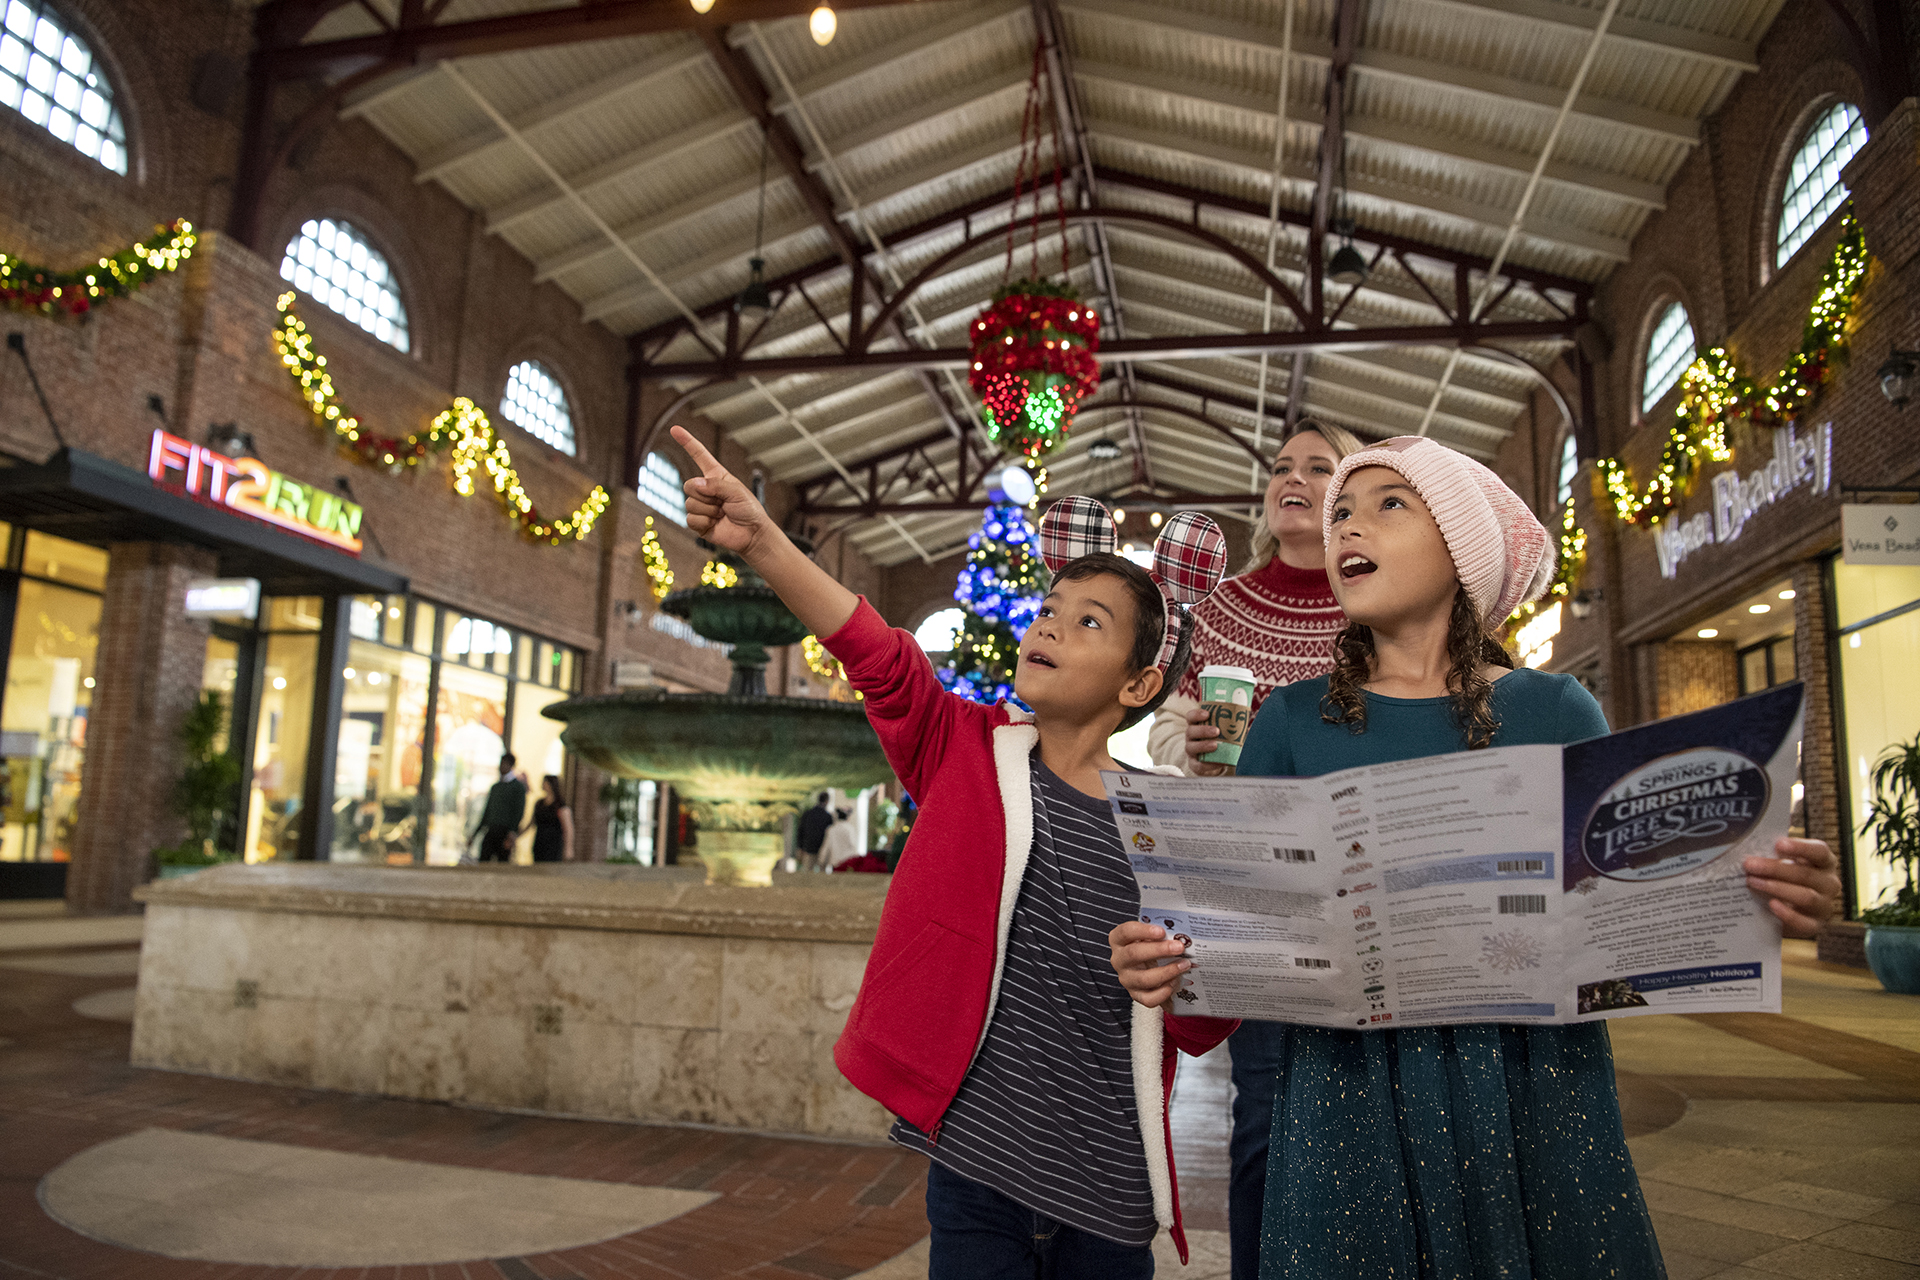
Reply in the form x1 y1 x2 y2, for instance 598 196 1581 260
1245 418 1368 573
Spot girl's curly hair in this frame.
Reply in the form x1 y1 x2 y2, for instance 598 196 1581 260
1320 588 1517 749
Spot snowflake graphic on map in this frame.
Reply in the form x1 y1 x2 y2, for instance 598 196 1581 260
1480 930 1543 974
1493 771 1526 798
1571 876 1601 895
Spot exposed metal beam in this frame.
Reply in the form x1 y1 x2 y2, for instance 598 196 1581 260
1097 118 1633 263
639 317 1580 378
1058 0 1701 146
260 0 914 79
1075 60 1665 209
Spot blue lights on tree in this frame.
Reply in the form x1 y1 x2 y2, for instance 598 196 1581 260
938 502 1049 705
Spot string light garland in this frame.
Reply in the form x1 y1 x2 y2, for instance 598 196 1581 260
273 293 609 545
642 516 674 601
967 280 1100 463
1600 210 1870 524
2 220 196 316
700 558 739 589
802 635 845 682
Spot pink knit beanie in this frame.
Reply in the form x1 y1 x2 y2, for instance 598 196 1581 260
1322 436 1555 625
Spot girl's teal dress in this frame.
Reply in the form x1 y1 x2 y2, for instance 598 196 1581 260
1236 670 1666 1280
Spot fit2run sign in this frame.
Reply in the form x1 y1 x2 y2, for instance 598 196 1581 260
147 428 364 555
1652 421 1833 579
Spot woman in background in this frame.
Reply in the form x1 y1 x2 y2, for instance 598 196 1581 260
1146 417 1362 1280
528 775 573 863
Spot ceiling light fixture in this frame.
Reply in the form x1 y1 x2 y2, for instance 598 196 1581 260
1088 438 1122 461
809 4 836 44
1749 604 1770 614
689 0 715 11
736 124 773 317
1324 102 1368 287
1328 218 1368 287
1697 628 1719 639
1150 511 1164 528
1779 589 1796 600
1877 347 1918 409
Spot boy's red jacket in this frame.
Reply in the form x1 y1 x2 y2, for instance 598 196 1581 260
822 598 1237 1263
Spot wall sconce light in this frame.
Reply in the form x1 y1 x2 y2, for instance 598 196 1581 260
1569 589 1602 620
1877 347 1918 409
616 600 644 625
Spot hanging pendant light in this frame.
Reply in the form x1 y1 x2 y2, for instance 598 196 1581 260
737 258 772 317
736 125 772 317
1328 217 1369 286
689 0 715 12
809 5 836 44
1324 105 1368 287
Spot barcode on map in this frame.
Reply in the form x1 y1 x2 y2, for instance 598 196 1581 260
1497 894 1548 915
1496 859 1546 873
1273 847 1315 862
1294 957 1332 969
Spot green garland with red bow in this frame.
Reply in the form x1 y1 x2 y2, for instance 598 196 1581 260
1 220 196 316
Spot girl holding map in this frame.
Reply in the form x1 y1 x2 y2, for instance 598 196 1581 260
1111 436 1841 1278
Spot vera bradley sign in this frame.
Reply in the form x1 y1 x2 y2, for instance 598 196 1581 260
1652 421 1832 579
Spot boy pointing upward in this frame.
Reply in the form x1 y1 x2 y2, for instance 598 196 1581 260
672 426 1235 1277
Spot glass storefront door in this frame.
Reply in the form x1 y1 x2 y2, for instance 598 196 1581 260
0 572 102 862
426 663 509 864
330 640 431 864
1833 559 1920 915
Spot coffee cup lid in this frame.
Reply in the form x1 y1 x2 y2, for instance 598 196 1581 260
1199 665 1256 683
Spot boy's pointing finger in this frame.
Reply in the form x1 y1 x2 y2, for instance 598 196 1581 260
669 425 727 479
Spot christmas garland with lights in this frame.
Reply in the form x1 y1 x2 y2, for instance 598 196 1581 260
1505 496 1588 640
802 635 845 683
1 220 197 316
699 558 739 589
1599 210 1869 524
642 517 674 600
967 279 1100 463
273 293 610 545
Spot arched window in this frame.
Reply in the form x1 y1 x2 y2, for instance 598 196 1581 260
500 360 574 456
278 218 409 353
1641 301 1696 413
1777 102 1867 268
0 1 126 173
637 451 686 526
1554 430 1579 507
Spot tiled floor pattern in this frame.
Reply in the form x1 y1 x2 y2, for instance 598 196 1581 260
1 915 1916 1278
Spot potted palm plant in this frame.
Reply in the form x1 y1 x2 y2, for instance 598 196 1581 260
152 692 242 878
1859 731 1920 993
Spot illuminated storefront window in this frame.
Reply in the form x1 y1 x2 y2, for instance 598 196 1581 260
1832 560 1920 915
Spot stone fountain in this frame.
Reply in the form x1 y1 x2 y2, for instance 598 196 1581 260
545 546 893 886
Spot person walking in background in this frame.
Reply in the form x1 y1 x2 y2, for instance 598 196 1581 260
527 774 573 863
797 790 833 869
470 753 527 863
1145 418 1360 1280
821 806 860 870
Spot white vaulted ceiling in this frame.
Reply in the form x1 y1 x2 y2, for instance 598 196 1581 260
319 0 1783 565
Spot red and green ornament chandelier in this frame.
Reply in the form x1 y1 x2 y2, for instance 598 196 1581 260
968 280 1100 462
964 40 1100 464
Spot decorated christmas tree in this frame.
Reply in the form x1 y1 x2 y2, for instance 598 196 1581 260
938 501 1049 705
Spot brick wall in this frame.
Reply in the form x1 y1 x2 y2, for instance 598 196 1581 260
1655 641 1740 719
66 542 219 913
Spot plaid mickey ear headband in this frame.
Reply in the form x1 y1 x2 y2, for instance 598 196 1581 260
1036 495 1227 672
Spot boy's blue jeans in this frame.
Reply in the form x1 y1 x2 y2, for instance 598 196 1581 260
925 1160 1155 1280
1227 1019 1290 1280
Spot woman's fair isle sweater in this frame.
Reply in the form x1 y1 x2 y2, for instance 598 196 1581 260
1148 555 1343 770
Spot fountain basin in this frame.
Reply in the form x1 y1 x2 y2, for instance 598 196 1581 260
545 691 894 885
